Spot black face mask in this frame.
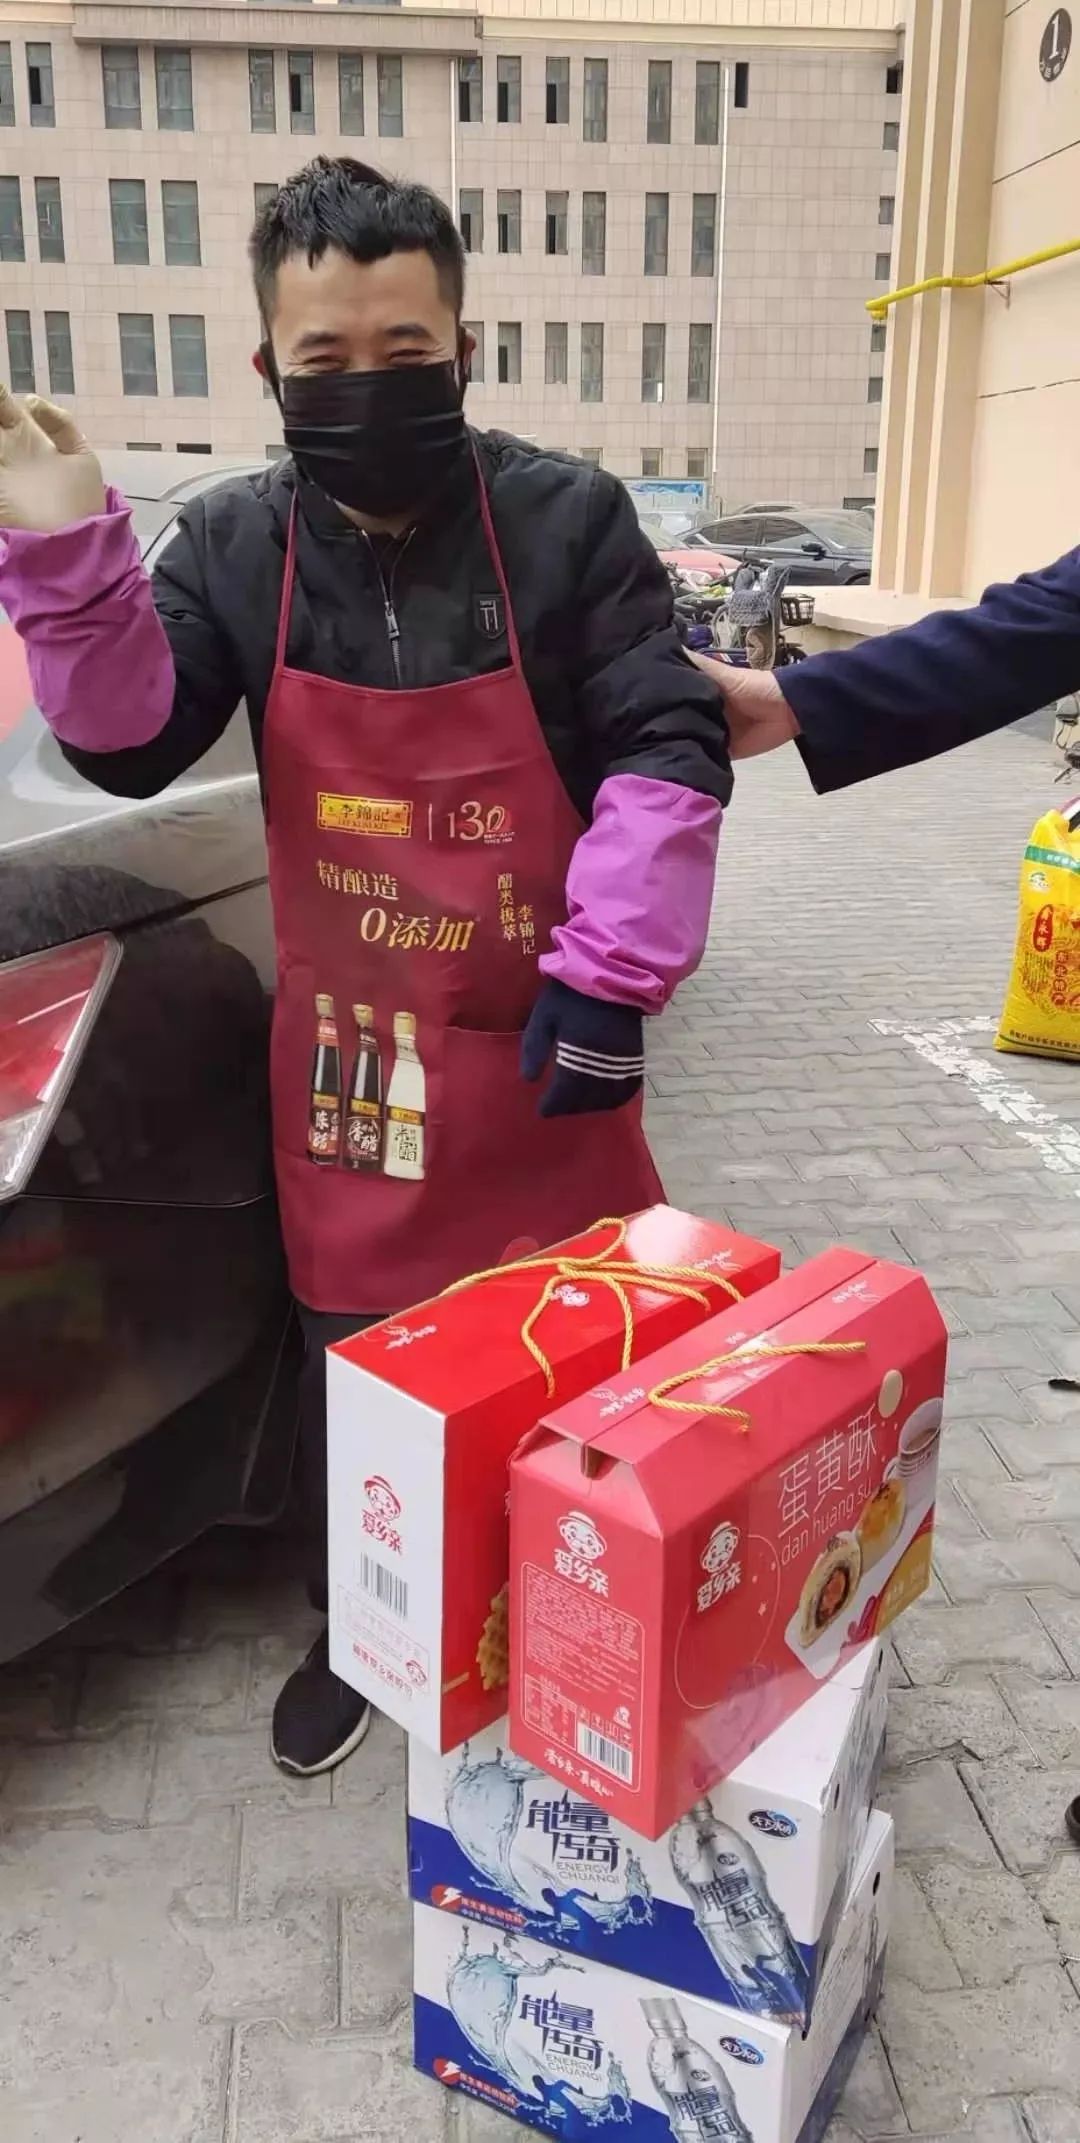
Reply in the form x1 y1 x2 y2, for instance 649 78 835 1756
278 358 468 520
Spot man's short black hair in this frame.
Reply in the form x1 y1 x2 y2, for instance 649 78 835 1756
250 156 466 321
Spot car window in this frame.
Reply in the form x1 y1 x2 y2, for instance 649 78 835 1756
805 513 872 547
700 516 760 546
757 517 811 547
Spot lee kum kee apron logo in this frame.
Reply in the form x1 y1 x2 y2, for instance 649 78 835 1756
317 793 414 838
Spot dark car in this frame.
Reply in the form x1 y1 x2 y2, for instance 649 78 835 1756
0 452 303 1665
687 509 874 586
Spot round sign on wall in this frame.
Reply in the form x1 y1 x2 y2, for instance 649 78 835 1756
1040 7 1072 79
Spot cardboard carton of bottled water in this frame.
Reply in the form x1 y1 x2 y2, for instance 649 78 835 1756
409 1640 886 2030
414 1809 893 2142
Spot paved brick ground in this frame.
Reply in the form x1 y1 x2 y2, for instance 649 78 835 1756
4 716 1080 2142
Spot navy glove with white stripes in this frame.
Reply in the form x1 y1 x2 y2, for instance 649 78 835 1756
521 980 646 1119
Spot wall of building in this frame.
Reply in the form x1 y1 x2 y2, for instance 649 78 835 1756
0 0 899 500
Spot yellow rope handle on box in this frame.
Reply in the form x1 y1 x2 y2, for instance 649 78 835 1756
441 1217 745 1395
649 1340 867 1433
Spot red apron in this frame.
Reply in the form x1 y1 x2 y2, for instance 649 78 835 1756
263 461 662 1313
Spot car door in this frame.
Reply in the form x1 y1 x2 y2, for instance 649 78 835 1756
696 515 763 562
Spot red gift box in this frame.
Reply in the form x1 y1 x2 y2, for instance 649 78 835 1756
509 1248 947 1836
326 1208 780 1750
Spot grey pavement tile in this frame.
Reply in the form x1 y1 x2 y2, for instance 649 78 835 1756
983 1421 1080 1478
0 1651 81 1741
879 1964 1080 2132
937 1423 1012 1479
1 2025 231 2143
959 1471 1080 1530
1036 1854 1080 1963
996 1671 1080 1760
961 1760 1080 1871
1024 2097 1080 2143
934 1533 1080 1605
238 1799 407 1917
231 2015 445 2141
833 2024 907 2133
885 1677 1032 1767
0 1722 155 1823
184 1889 339 2029
1029 1593 1080 1672
176 1571 321 1651
149 1722 332 1823
878 1759 1000 1866
920 1864 1060 1985
342 1886 413 2031
77 1637 251 1732
886 1868 963 1990
890 1596 1072 1686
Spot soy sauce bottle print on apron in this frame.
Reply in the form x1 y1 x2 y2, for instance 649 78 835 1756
344 1003 383 1172
383 1011 426 1180
308 993 342 1164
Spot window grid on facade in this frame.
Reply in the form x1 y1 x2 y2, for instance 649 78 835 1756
497 55 520 123
687 450 706 480
458 56 481 123
6 308 33 390
28 42 54 126
464 320 484 382
497 320 521 385
641 450 661 477
691 194 717 277
249 51 275 133
546 57 569 124
864 446 879 475
163 179 200 265
642 322 665 402
647 60 671 142
0 174 23 259
883 119 900 150
580 447 601 468
580 320 603 402
45 309 74 394
103 45 140 129
868 374 883 403
339 54 364 134
545 189 568 256
0 43 14 127
545 320 568 386
459 187 483 253
377 56 403 137
171 312 208 396
879 195 894 225
688 321 712 402
583 57 607 141
119 311 157 395
254 181 277 215
497 188 520 253
582 190 606 275
875 251 891 279
886 62 903 95
156 48 193 131
695 61 720 145
734 60 750 108
35 175 64 261
288 51 314 134
644 192 669 276
110 177 149 265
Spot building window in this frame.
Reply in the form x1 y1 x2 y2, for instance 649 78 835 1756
249 51 276 134
688 321 712 403
497 56 520 123
156 48 193 131
254 182 277 216
691 193 716 277
642 322 665 403
546 57 569 124
875 252 891 280
647 60 671 143
644 192 669 276
35 176 64 262
170 312 208 396
641 450 661 478
163 179 200 266
580 321 603 402
497 188 520 254
126 440 161 450
118 312 157 395
177 443 212 455
886 62 903 95
103 45 141 129
883 119 899 150
867 374 883 403
687 449 706 480
6 309 33 391
582 190 606 275
583 56 607 141
734 60 750 109
458 56 482 123
110 178 149 266
695 61 720 146
879 195 894 225
464 320 484 383
288 52 314 135
843 494 874 510
545 321 568 386
870 321 886 354
339 54 364 135
459 187 483 253
28 42 55 126
377 56 403 137
579 448 601 468
545 189 568 256
497 320 521 385
0 175 23 260
864 446 879 475
45 309 74 394
0 43 13 128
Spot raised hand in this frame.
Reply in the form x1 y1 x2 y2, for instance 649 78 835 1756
0 386 106 534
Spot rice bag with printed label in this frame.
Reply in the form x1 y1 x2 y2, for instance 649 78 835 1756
997 801 1080 1062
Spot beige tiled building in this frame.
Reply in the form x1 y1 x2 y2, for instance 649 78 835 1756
0 0 901 503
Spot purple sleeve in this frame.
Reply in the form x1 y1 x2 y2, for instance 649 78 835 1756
0 487 174 749
541 772 722 1012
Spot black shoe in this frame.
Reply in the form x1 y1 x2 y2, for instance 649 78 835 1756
270 1629 373 1776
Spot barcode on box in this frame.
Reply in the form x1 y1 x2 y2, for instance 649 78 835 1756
359 1554 408 1622
577 1723 633 1783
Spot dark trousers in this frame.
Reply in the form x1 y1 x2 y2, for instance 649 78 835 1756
297 1305 382 1614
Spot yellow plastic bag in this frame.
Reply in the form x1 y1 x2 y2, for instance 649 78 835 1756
996 800 1080 1060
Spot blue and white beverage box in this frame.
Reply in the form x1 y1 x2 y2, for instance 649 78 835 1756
409 1638 887 2029
414 1809 893 2143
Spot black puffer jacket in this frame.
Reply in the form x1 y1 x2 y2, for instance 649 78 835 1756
63 430 732 817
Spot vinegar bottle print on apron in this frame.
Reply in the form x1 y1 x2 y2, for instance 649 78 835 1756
308 993 342 1164
384 1011 426 1180
344 1003 383 1172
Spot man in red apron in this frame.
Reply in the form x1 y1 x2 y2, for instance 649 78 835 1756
0 158 731 1774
